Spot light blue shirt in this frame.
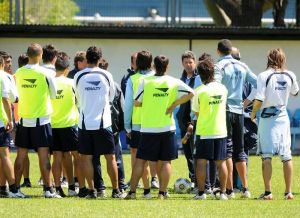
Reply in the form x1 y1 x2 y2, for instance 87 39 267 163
215 55 257 114
190 74 202 120
124 69 154 132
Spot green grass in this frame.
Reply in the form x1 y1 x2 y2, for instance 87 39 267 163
0 153 300 217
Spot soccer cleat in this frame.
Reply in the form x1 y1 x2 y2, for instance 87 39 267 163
284 193 294 200
191 187 199 194
0 189 8 198
68 189 78 197
8 190 27 198
226 192 235 199
193 193 207 200
151 178 159 189
142 192 152 199
124 192 136 200
21 180 32 188
157 193 169 200
44 190 62 198
205 188 212 195
112 191 127 199
97 189 107 198
56 188 66 198
257 193 273 200
211 188 221 199
85 190 97 199
219 193 228 200
78 187 89 198
241 190 251 199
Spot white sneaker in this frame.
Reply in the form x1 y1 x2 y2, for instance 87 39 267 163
68 189 78 197
61 180 68 188
241 190 251 199
193 193 206 200
205 188 212 195
44 190 62 198
142 192 152 199
219 193 228 200
284 192 294 200
226 192 235 199
124 192 136 200
8 190 27 198
97 190 107 198
151 178 159 189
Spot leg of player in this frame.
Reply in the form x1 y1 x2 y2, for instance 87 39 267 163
262 158 272 193
80 154 95 195
283 159 293 199
226 158 233 191
62 152 76 194
71 151 85 189
14 147 28 188
157 161 172 199
21 154 31 187
194 159 207 200
141 162 150 197
37 147 54 194
149 161 159 189
216 159 228 199
52 151 65 197
104 154 122 198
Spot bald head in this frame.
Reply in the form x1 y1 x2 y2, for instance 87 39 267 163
27 43 42 58
231 47 241 60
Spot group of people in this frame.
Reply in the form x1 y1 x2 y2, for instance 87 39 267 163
0 38 298 200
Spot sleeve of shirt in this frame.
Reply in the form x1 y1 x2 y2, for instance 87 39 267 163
124 78 133 132
108 73 115 102
290 73 299 95
176 79 194 99
1 76 10 99
246 87 257 101
134 79 145 103
191 91 200 113
193 75 202 89
7 75 18 103
214 64 223 83
73 75 80 108
45 74 57 99
245 66 257 89
255 74 266 102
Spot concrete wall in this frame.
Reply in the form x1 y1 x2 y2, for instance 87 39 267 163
0 37 299 110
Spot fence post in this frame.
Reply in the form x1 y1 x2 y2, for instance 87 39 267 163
15 0 20 24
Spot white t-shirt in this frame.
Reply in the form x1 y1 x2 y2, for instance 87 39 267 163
255 69 299 109
0 73 12 127
74 67 115 130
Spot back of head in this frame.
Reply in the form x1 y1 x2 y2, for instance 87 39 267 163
198 52 212 62
74 51 86 68
0 51 12 60
218 39 232 56
86 46 102 65
99 58 109 70
18 53 29 68
27 43 43 59
267 48 286 70
55 52 70 72
136 50 152 71
154 55 169 76
42 44 58 63
181 50 195 62
0 56 4 68
197 58 215 84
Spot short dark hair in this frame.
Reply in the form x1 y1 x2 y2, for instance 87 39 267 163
181 51 195 62
197 58 215 84
136 50 152 71
55 52 70 71
42 44 58 63
131 52 137 64
99 58 109 70
74 51 86 68
86 46 102 65
18 53 29 67
217 39 232 55
27 43 42 58
0 56 4 66
0 51 12 60
198 53 212 62
154 55 169 76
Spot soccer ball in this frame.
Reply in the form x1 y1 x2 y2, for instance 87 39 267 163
174 178 192 194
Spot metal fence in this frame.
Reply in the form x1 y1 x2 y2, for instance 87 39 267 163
0 0 298 27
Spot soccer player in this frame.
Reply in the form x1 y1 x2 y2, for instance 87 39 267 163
0 56 22 198
50 52 84 197
251 48 299 200
176 51 202 191
126 55 194 199
68 51 87 79
215 39 257 199
124 50 153 198
14 43 59 198
74 46 123 199
42 44 58 76
192 57 228 200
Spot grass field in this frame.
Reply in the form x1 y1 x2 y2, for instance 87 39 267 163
0 153 300 218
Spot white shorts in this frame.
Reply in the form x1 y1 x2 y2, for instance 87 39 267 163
257 111 292 162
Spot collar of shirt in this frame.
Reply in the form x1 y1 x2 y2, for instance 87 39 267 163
218 54 233 61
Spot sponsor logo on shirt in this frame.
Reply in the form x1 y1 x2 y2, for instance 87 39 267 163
153 88 169 97
85 81 101 91
22 79 37 88
56 90 64 99
275 81 287 90
209 95 223 105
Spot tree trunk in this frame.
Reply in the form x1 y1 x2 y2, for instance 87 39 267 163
273 0 288 27
296 0 300 26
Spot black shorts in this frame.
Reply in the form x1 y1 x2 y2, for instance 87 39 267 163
244 118 258 151
194 136 227 161
136 131 178 161
15 123 53 149
226 112 247 162
130 130 141 149
52 126 78 152
0 127 10 147
78 128 115 156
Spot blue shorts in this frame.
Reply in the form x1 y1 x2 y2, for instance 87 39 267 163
52 126 78 152
130 130 141 149
226 112 247 162
137 131 178 161
194 136 227 161
78 128 115 156
15 123 53 149
0 127 10 147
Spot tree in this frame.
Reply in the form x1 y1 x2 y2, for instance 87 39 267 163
0 0 80 25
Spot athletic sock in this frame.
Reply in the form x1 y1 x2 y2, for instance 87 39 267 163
128 190 136 195
265 191 272 196
226 189 233 195
45 186 52 193
158 191 166 196
9 184 17 193
198 191 205 196
74 177 78 183
68 184 75 191
143 189 150 195
0 186 6 191
24 178 31 183
242 187 248 192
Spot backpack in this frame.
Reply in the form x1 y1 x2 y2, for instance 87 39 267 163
111 83 124 134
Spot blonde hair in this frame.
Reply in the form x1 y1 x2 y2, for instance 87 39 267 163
267 48 286 70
